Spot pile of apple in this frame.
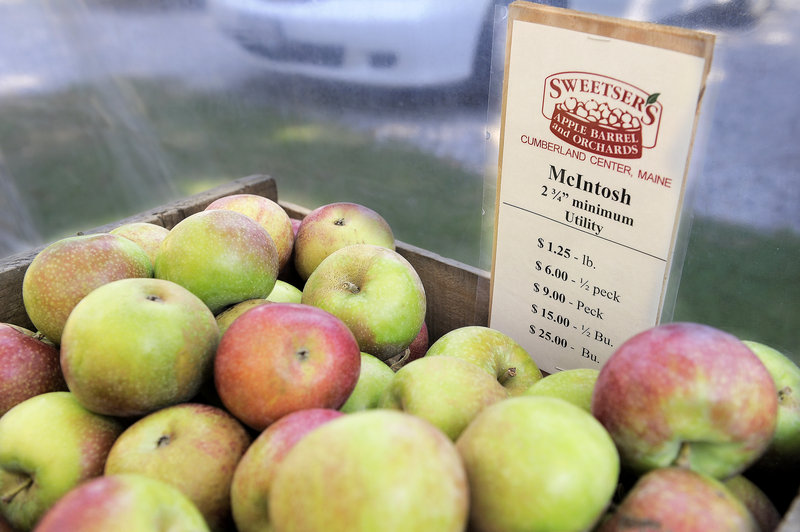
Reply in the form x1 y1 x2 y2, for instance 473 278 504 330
0 193 798 532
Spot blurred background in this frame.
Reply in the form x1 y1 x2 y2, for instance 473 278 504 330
0 0 797 361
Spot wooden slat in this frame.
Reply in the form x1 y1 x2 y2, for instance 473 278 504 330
0 175 277 330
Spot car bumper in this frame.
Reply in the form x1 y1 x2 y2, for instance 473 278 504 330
209 0 489 87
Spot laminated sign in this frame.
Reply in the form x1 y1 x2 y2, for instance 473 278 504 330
489 2 715 374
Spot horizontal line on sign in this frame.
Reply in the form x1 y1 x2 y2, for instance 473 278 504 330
501 201 668 262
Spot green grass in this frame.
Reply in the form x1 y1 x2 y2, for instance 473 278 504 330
1 79 797 361
674 218 800 363
0 80 484 265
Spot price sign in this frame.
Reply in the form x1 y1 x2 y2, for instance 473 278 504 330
489 2 715 374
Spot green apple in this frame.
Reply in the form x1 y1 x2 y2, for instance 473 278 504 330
154 209 279 314
0 323 66 416
0 392 124 531
456 396 619 532
110 222 170 266
214 303 361 431
266 279 302 303
425 325 542 395
215 282 302 336
231 408 344 532
34 473 210 532
22 232 152 344
104 403 251 532
724 475 781 532
743 340 800 472
340 352 395 413
379 355 508 440
60 277 220 417
592 323 778 479
740 340 800 512
205 193 295 272
301 244 426 361
269 410 469 532
215 299 271 336
524 367 599 413
598 467 757 532
293 202 395 280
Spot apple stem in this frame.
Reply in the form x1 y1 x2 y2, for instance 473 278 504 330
674 441 692 469
778 385 792 405
387 350 411 372
499 367 517 385
342 281 360 294
1 475 33 504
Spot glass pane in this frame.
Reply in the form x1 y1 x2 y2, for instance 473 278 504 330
0 0 796 361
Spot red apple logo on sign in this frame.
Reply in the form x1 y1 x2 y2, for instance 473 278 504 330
542 72 662 159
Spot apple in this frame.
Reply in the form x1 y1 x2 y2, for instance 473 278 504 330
109 222 169 266
154 209 279 314
301 244 426 361
33 473 210 532
230 408 344 532
104 403 251 532
266 279 302 303
278 218 305 288
743 340 800 473
205 193 295 271
406 321 430 358
340 352 395 413
379 355 508 440
523 367 599 413
591 322 778 480
425 325 542 395
386 321 429 371
0 323 66 417
268 410 469 532
598 467 758 532
456 396 619 532
22 232 152 344
214 282 303 335
740 340 800 512
60 277 220 417
724 475 781 532
215 299 271 336
293 202 395 280
215 302 361 431
0 392 124 531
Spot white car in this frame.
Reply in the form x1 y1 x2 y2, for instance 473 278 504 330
206 0 517 90
207 0 765 90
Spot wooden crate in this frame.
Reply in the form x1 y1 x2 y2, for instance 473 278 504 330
1 174 798 530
